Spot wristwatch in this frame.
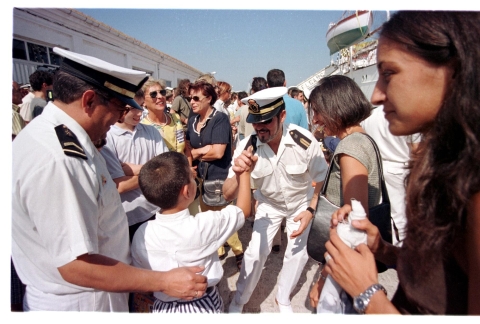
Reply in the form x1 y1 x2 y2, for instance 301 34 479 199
306 206 315 215
353 283 387 314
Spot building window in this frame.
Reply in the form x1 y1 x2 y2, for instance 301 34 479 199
13 39 27 60
13 38 63 66
27 43 49 63
49 48 62 66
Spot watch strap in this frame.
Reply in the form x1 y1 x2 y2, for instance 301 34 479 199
354 283 387 313
306 206 315 215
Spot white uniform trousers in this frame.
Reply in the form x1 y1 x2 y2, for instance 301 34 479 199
233 202 311 306
383 160 409 246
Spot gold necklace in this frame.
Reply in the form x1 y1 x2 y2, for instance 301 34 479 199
146 112 169 127
148 112 182 152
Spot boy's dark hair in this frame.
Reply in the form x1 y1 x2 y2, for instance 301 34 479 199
139 152 191 210
29 70 53 91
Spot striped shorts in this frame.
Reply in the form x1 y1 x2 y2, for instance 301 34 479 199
152 286 223 313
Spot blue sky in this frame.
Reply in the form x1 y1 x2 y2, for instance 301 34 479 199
77 8 389 91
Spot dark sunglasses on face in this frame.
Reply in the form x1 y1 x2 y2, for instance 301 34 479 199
149 89 167 98
190 96 206 102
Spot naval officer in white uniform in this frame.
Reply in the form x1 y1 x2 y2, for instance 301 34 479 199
223 87 328 313
11 47 207 311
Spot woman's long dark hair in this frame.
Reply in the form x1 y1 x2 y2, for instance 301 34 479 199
382 11 480 272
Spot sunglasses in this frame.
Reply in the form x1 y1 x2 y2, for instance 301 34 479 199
189 96 206 102
149 90 167 98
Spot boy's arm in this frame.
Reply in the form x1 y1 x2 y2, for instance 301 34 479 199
231 146 257 217
223 145 256 202
235 171 251 218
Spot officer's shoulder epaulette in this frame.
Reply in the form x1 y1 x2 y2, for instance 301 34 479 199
289 129 311 150
55 124 88 160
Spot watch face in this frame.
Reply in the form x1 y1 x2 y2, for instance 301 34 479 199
354 296 367 312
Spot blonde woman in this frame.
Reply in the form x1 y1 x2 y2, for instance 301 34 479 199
141 79 185 153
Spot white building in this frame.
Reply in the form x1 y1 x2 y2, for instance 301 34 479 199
12 8 203 87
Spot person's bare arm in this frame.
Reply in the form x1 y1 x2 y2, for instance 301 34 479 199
121 162 142 176
222 147 256 202
234 146 256 217
58 253 208 300
223 176 240 202
191 144 226 161
338 153 369 217
113 176 139 194
290 181 323 238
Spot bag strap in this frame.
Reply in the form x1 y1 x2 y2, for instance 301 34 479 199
202 161 209 181
180 95 190 119
320 155 335 195
363 133 400 241
361 133 390 205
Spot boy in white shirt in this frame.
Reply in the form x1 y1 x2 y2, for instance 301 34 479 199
131 150 255 313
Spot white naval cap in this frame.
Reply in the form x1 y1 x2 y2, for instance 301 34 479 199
242 87 287 123
53 47 149 110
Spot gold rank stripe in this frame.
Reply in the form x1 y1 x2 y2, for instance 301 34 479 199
300 138 311 148
63 148 87 158
249 99 284 115
63 141 84 152
104 81 135 98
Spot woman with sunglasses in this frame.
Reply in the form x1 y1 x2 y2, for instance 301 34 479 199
185 80 244 269
322 11 480 315
141 79 185 153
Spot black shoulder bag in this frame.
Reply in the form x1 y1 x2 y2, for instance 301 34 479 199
306 133 398 272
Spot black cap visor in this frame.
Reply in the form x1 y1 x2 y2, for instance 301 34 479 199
110 91 144 110
246 106 282 124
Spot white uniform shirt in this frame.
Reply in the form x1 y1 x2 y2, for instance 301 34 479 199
361 106 421 164
100 123 168 225
131 206 245 301
229 123 328 212
12 102 130 309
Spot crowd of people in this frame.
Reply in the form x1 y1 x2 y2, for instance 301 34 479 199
11 10 480 315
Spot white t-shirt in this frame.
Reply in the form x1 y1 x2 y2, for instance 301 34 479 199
131 206 245 302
